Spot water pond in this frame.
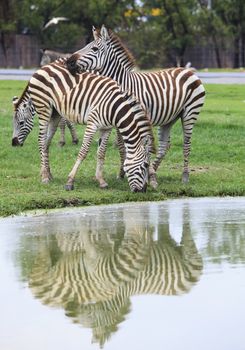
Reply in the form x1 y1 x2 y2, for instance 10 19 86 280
0 197 245 350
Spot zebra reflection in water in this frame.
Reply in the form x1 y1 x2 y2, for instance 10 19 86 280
17 205 203 348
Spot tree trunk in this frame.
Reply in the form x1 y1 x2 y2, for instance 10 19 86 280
241 33 245 67
212 35 222 68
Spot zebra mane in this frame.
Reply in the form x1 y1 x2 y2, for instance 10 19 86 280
14 84 30 109
108 30 136 70
51 57 68 66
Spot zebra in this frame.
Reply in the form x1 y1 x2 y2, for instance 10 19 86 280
40 49 79 147
40 49 71 66
67 25 206 187
12 58 155 192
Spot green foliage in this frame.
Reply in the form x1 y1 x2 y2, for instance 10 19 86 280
43 23 85 51
0 80 244 217
120 23 165 68
211 0 245 67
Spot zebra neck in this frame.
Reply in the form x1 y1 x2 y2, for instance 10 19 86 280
101 61 133 92
118 132 142 155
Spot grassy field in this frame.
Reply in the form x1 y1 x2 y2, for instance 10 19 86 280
0 81 244 217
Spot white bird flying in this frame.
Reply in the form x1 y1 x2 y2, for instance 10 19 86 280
42 17 69 30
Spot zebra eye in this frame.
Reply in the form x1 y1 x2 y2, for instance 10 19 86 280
19 121 24 126
23 103 27 108
91 47 98 52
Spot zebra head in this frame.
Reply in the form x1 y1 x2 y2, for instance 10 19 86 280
124 135 153 193
67 26 109 75
12 93 35 147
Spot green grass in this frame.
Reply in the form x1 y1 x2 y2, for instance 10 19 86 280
0 81 244 217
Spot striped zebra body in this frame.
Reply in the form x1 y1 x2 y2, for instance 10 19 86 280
12 58 154 192
67 25 206 186
40 49 79 146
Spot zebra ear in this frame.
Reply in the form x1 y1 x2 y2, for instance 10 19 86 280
12 96 19 105
101 25 110 41
92 25 100 40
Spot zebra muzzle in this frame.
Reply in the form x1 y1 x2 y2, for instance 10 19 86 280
132 183 147 193
12 137 21 146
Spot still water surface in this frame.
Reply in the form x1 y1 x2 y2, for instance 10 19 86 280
0 197 245 350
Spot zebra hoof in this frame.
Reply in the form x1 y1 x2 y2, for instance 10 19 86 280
72 139 79 145
65 184 74 191
182 172 189 183
149 173 158 189
100 182 108 189
150 179 158 189
42 178 50 184
41 174 53 183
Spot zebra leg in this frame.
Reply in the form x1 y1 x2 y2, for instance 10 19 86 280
181 90 205 183
181 117 194 184
39 120 53 183
65 123 98 190
47 114 61 147
181 222 203 276
150 125 172 188
116 129 126 179
66 119 79 145
58 117 66 147
113 131 120 148
96 128 112 188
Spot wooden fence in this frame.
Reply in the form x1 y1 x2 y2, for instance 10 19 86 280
0 33 40 68
0 33 238 69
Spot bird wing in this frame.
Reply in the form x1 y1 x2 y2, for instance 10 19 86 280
42 17 69 30
55 17 69 21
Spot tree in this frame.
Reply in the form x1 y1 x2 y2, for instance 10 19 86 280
138 0 199 66
212 0 245 68
0 0 17 31
196 1 229 68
